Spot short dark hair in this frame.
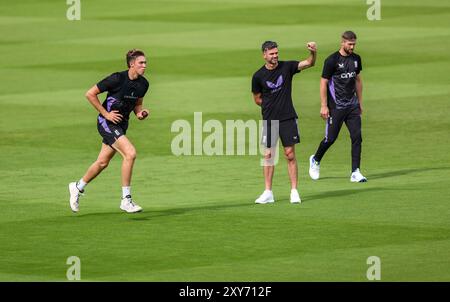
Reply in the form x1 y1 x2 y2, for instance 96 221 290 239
126 49 145 67
261 41 278 52
342 31 357 40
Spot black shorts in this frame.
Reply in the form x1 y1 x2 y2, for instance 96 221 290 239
97 117 127 146
262 118 300 148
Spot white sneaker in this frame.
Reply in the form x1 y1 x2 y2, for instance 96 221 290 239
120 195 143 213
255 190 274 204
309 155 320 180
68 182 83 213
350 169 367 182
290 189 301 204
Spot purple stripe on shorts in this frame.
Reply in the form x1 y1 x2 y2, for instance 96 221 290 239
106 97 116 112
328 79 336 101
98 116 112 133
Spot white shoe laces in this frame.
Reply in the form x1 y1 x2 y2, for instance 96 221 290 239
125 198 137 207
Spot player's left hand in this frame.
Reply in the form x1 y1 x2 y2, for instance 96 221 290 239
137 109 150 120
307 42 317 52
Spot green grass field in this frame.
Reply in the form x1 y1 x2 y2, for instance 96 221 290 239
1 0 449 281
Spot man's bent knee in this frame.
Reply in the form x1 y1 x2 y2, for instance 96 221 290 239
96 160 109 169
125 149 137 161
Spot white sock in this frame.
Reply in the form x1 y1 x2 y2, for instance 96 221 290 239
77 178 88 191
122 186 131 198
264 189 273 194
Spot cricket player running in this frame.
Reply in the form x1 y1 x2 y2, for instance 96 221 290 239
68 49 150 213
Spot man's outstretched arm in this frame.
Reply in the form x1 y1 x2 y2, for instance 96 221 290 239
298 42 317 70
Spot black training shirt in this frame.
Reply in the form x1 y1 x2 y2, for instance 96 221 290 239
252 61 300 121
96 70 149 128
322 51 362 110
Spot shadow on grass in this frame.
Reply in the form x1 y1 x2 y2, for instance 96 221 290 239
369 166 450 180
304 187 383 203
316 166 450 180
73 202 255 221
275 186 387 203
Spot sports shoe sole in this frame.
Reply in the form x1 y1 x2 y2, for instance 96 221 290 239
120 206 143 213
350 178 368 183
255 199 275 204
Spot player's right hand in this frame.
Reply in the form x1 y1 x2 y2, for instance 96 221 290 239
320 106 329 120
105 110 123 124
307 42 317 52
